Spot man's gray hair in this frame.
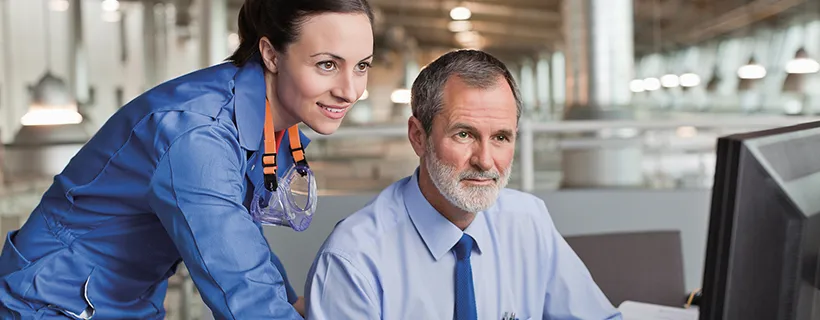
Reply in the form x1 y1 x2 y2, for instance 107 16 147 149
410 49 522 135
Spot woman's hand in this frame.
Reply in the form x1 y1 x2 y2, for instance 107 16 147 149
293 296 306 317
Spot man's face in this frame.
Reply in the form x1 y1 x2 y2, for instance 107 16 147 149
423 75 517 213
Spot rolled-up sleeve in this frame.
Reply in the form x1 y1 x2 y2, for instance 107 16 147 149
305 250 380 320
147 124 301 319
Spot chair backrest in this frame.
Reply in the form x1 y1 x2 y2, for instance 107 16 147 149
564 230 686 308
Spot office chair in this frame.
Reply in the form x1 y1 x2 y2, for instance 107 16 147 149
564 230 687 307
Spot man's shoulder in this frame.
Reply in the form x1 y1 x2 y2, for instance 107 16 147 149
494 188 550 215
483 188 557 235
320 176 413 255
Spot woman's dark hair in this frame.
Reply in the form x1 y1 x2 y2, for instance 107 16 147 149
228 0 374 66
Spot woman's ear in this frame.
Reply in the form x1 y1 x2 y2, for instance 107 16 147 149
259 37 278 73
408 116 427 158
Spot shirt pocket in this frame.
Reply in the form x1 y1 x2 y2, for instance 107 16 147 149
0 230 32 276
36 271 96 320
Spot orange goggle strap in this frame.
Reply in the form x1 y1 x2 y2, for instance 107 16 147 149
263 99 309 192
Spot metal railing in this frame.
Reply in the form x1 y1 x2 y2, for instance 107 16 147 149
304 114 820 192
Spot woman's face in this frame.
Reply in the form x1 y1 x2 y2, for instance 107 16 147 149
274 12 373 135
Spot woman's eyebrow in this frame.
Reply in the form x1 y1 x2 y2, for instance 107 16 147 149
310 52 345 61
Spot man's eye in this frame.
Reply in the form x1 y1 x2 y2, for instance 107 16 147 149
457 132 469 138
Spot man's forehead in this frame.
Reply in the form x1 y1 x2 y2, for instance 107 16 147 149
440 78 517 118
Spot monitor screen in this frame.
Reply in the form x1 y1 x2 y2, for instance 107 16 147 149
700 121 820 320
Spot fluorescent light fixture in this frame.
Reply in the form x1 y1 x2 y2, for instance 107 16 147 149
660 74 680 88
49 0 69 12
679 73 701 87
390 89 411 104
676 126 697 138
629 79 645 93
21 106 83 126
228 33 240 49
786 58 820 74
642 77 661 91
101 0 119 12
450 6 471 20
783 99 803 115
737 58 766 79
785 48 819 74
102 11 121 22
454 31 483 49
448 20 472 33
455 31 479 43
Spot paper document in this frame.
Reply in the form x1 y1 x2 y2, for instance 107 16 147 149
618 300 699 320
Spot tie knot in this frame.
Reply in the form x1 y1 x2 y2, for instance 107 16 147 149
454 234 474 260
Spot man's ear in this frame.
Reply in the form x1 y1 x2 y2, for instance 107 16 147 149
259 37 278 73
408 116 427 158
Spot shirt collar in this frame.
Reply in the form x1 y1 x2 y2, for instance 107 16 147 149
231 55 312 151
232 55 266 151
403 167 491 261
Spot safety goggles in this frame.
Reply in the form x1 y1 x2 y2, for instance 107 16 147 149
248 101 317 231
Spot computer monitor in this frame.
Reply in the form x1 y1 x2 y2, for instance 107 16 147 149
700 121 820 320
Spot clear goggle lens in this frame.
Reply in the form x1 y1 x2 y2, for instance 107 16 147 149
250 164 317 231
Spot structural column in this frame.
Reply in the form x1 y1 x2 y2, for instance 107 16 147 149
535 53 551 116
142 0 159 88
519 58 536 114
560 0 644 188
199 0 227 68
69 0 89 107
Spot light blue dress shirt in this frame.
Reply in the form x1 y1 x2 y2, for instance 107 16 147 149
305 169 622 320
0 54 306 319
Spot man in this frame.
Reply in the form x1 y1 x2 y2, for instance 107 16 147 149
305 50 621 320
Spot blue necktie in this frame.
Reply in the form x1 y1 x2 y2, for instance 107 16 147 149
453 234 477 320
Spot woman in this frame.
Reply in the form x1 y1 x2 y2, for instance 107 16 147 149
0 0 374 318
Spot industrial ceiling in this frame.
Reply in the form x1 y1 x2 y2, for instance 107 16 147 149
202 0 815 58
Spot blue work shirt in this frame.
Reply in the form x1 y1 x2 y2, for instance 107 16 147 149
305 169 622 320
0 56 309 319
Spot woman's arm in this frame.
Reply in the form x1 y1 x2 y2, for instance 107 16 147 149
148 123 302 320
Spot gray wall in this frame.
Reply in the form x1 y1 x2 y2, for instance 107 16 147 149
265 188 712 297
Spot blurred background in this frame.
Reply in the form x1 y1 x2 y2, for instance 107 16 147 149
2 0 820 318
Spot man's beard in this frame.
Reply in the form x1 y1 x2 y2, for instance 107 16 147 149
424 141 512 213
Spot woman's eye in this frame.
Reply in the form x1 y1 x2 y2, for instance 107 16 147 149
356 62 371 72
318 61 336 71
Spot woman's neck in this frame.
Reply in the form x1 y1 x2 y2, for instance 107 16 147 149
264 69 300 131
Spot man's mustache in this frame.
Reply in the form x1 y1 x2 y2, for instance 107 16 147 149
458 170 501 182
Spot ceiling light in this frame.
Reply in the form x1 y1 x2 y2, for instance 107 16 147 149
101 0 120 12
676 126 697 138
642 77 661 91
390 89 411 104
737 58 766 79
660 74 680 88
101 11 121 22
455 31 479 44
785 48 819 74
21 72 83 126
228 33 240 49
783 99 803 115
448 20 472 33
49 0 69 12
629 79 645 93
679 73 701 87
450 6 471 20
